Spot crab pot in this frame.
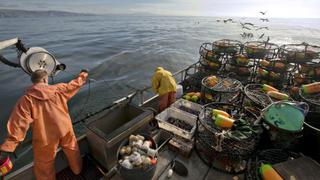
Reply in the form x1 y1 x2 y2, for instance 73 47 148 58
258 58 293 74
182 65 211 92
279 43 320 64
261 102 308 149
230 53 251 66
226 63 253 84
299 88 320 112
297 63 320 81
213 39 241 55
195 103 261 173
255 68 287 89
244 41 279 59
199 42 222 61
243 84 273 110
199 56 222 72
201 76 242 103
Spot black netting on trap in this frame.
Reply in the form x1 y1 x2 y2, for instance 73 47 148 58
258 58 294 74
279 43 320 64
195 103 262 173
201 76 243 103
254 68 288 89
199 56 222 71
244 41 279 59
199 42 222 61
294 62 320 85
245 149 300 180
226 53 255 78
243 84 273 109
229 53 253 67
182 64 212 92
299 88 320 111
213 39 242 55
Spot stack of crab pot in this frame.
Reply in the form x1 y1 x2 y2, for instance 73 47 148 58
195 102 262 173
280 43 320 99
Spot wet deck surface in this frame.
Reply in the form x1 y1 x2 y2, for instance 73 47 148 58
273 156 320 180
57 156 103 180
111 147 242 180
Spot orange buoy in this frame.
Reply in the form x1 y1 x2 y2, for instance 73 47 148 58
302 82 320 94
260 60 270 67
260 164 283 180
267 91 289 100
262 84 279 92
214 114 235 128
212 109 231 118
258 68 269 76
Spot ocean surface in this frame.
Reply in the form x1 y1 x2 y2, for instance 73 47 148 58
0 14 320 167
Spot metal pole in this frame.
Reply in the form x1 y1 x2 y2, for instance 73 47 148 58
0 38 18 50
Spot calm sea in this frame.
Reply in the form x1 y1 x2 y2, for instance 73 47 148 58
0 15 320 155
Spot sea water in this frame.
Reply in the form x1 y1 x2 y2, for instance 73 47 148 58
0 14 319 148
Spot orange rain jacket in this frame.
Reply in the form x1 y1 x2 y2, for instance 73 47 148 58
0 72 88 152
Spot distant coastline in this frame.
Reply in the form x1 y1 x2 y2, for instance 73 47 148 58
0 9 95 18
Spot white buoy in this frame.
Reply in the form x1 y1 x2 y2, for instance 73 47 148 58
176 85 183 98
167 169 173 178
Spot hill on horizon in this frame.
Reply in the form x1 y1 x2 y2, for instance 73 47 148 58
0 9 94 18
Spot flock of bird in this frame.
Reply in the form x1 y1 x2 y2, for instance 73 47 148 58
216 11 270 40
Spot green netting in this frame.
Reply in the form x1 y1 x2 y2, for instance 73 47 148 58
262 102 305 132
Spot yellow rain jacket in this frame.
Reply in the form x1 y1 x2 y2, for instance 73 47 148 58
152 67 177 96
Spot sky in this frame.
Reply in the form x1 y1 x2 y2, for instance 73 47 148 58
0 0 319 18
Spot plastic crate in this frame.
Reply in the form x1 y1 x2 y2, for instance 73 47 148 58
170 98 203 116
155 108 197 140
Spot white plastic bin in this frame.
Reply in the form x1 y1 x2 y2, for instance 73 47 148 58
171 98 203 116
155 107 197 140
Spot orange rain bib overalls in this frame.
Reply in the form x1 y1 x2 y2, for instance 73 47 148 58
0 72 88 180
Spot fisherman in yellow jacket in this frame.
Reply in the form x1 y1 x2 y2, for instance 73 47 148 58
152 67 177 112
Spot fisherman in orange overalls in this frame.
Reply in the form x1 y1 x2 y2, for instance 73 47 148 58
0 69 88 180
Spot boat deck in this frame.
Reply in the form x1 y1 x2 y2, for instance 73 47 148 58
56 148 320 180
109 146 241 180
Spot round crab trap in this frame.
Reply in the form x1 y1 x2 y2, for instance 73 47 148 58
195 102 262 173
297 62 320 81
279 43 320 64
182 64 211 92
199 56 222 71
243 84 273 109
261 101 309 149
299 86 320 111
255 68 287 88
199 42 221 62
213 39 242 55
258 58 293 74
201 76 243 103
292 73 313 86
229 53 252 67
244 41 279 59
245 149 300 180
226 70 253 85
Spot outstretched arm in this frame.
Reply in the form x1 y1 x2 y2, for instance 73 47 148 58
56 70 88 100
0 97 33 152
